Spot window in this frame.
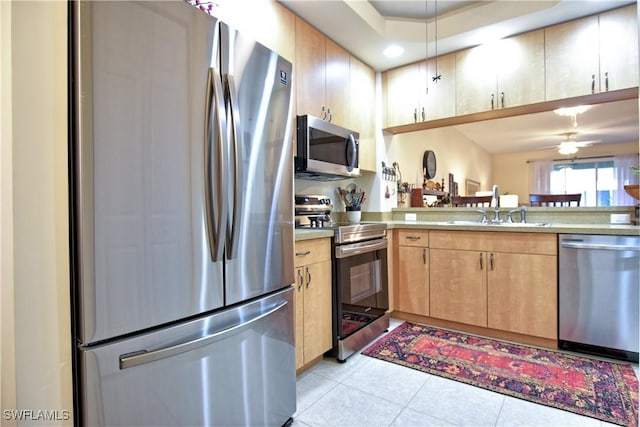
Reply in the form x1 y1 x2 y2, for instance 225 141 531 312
550 158 614 206
549 156 640 206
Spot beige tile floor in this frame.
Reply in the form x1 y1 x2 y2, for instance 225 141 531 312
293 319 638 427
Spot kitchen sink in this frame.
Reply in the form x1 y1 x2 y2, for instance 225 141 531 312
440 220 551 227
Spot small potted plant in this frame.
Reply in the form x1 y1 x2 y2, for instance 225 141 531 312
624 166 640 201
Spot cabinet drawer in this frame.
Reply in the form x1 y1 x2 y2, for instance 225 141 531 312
294 238 331 267
430 230 556 255
398 229 429 247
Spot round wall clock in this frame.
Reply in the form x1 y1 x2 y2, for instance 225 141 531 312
423 150 437 179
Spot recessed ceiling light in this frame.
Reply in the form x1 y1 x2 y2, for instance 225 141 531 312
383 45 404 58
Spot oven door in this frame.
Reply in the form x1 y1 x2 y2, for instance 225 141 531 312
334 238 388 339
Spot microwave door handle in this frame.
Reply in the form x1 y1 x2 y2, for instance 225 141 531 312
346 133 357 170
204 67 227 262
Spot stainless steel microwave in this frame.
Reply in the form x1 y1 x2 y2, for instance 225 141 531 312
295 115 360 180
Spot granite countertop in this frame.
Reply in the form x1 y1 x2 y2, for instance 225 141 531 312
383 220 640 235
295 206 640 240
294 228 334 241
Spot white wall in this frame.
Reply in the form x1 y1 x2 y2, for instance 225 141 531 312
387 126 494 197
1 2 72 426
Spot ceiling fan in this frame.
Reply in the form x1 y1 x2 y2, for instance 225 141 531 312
554 131 599 155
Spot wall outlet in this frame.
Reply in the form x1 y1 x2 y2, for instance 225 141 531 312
610 213 631 224
405 213 417 221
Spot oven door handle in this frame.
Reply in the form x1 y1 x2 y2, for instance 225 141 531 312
335 238 387 258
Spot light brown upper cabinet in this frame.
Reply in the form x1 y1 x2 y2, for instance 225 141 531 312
384 62 425 128
350 55 376 171
456 30 545 116
384 54 455 127
423 53 457 121
598 5 639 93
545 4 638 100
295 17 350 127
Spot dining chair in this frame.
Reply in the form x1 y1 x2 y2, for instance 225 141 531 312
450 195 493 207
529 193 582 206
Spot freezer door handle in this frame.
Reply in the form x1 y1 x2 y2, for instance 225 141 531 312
561 241 640 251
204 67 227 262
119 300 288 370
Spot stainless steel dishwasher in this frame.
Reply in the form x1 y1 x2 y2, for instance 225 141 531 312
559 234 639 362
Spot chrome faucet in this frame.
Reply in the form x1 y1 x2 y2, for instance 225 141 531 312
491 185 500 222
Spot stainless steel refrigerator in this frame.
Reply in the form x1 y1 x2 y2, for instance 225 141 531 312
69 2 295 425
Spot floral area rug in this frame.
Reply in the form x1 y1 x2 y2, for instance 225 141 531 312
362 322 638 426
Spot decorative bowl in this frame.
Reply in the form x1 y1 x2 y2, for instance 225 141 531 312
624 184 639 201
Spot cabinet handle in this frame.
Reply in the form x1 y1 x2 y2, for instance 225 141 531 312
490 253 494 271
305 266 311 288
422 248 426 264
490 93 495 110
479 252 484 270
406 236 421 241
604 72 609 92
297 269 304 291
327 108 332 122
321 105 327 120
500 92 504 108
413 108 418 123
295 250 311 257
421 107 425 122
591 75 596 94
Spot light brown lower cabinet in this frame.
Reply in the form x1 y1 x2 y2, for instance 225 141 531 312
294 238 333 370
428 230 558 340
397 230 430 316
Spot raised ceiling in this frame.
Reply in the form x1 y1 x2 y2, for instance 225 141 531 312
279 0 638 153
280 0 635 72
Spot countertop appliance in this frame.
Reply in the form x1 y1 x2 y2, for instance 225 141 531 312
295 115 360 180
559 234 639 362
70 2 295 425
295 194 333 227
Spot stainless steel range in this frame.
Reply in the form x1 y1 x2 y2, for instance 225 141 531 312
295 195 389 362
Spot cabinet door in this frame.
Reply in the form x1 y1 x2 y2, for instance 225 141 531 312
545 15 599 100
303 261 333 363
487 252 557 339
325 38 350 127
497 30 545 108
384 63 422 127
397 246 429 316
455 45 498 115
350 55 376 171
294 267 305 370
599 5 639 92
295 17 326 118
430 248 487 327
424 53 456 120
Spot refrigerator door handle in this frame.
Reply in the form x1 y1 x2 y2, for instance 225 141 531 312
204 67 228 262
225 73 242 260
119 299 288 370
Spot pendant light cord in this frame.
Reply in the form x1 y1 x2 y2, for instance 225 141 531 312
432 0 442 82
425 0 429 95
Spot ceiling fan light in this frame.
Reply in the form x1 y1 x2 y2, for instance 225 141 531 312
558 142 579 155
553 105 591 117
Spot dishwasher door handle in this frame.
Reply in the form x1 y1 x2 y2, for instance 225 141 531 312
561 241 640 251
